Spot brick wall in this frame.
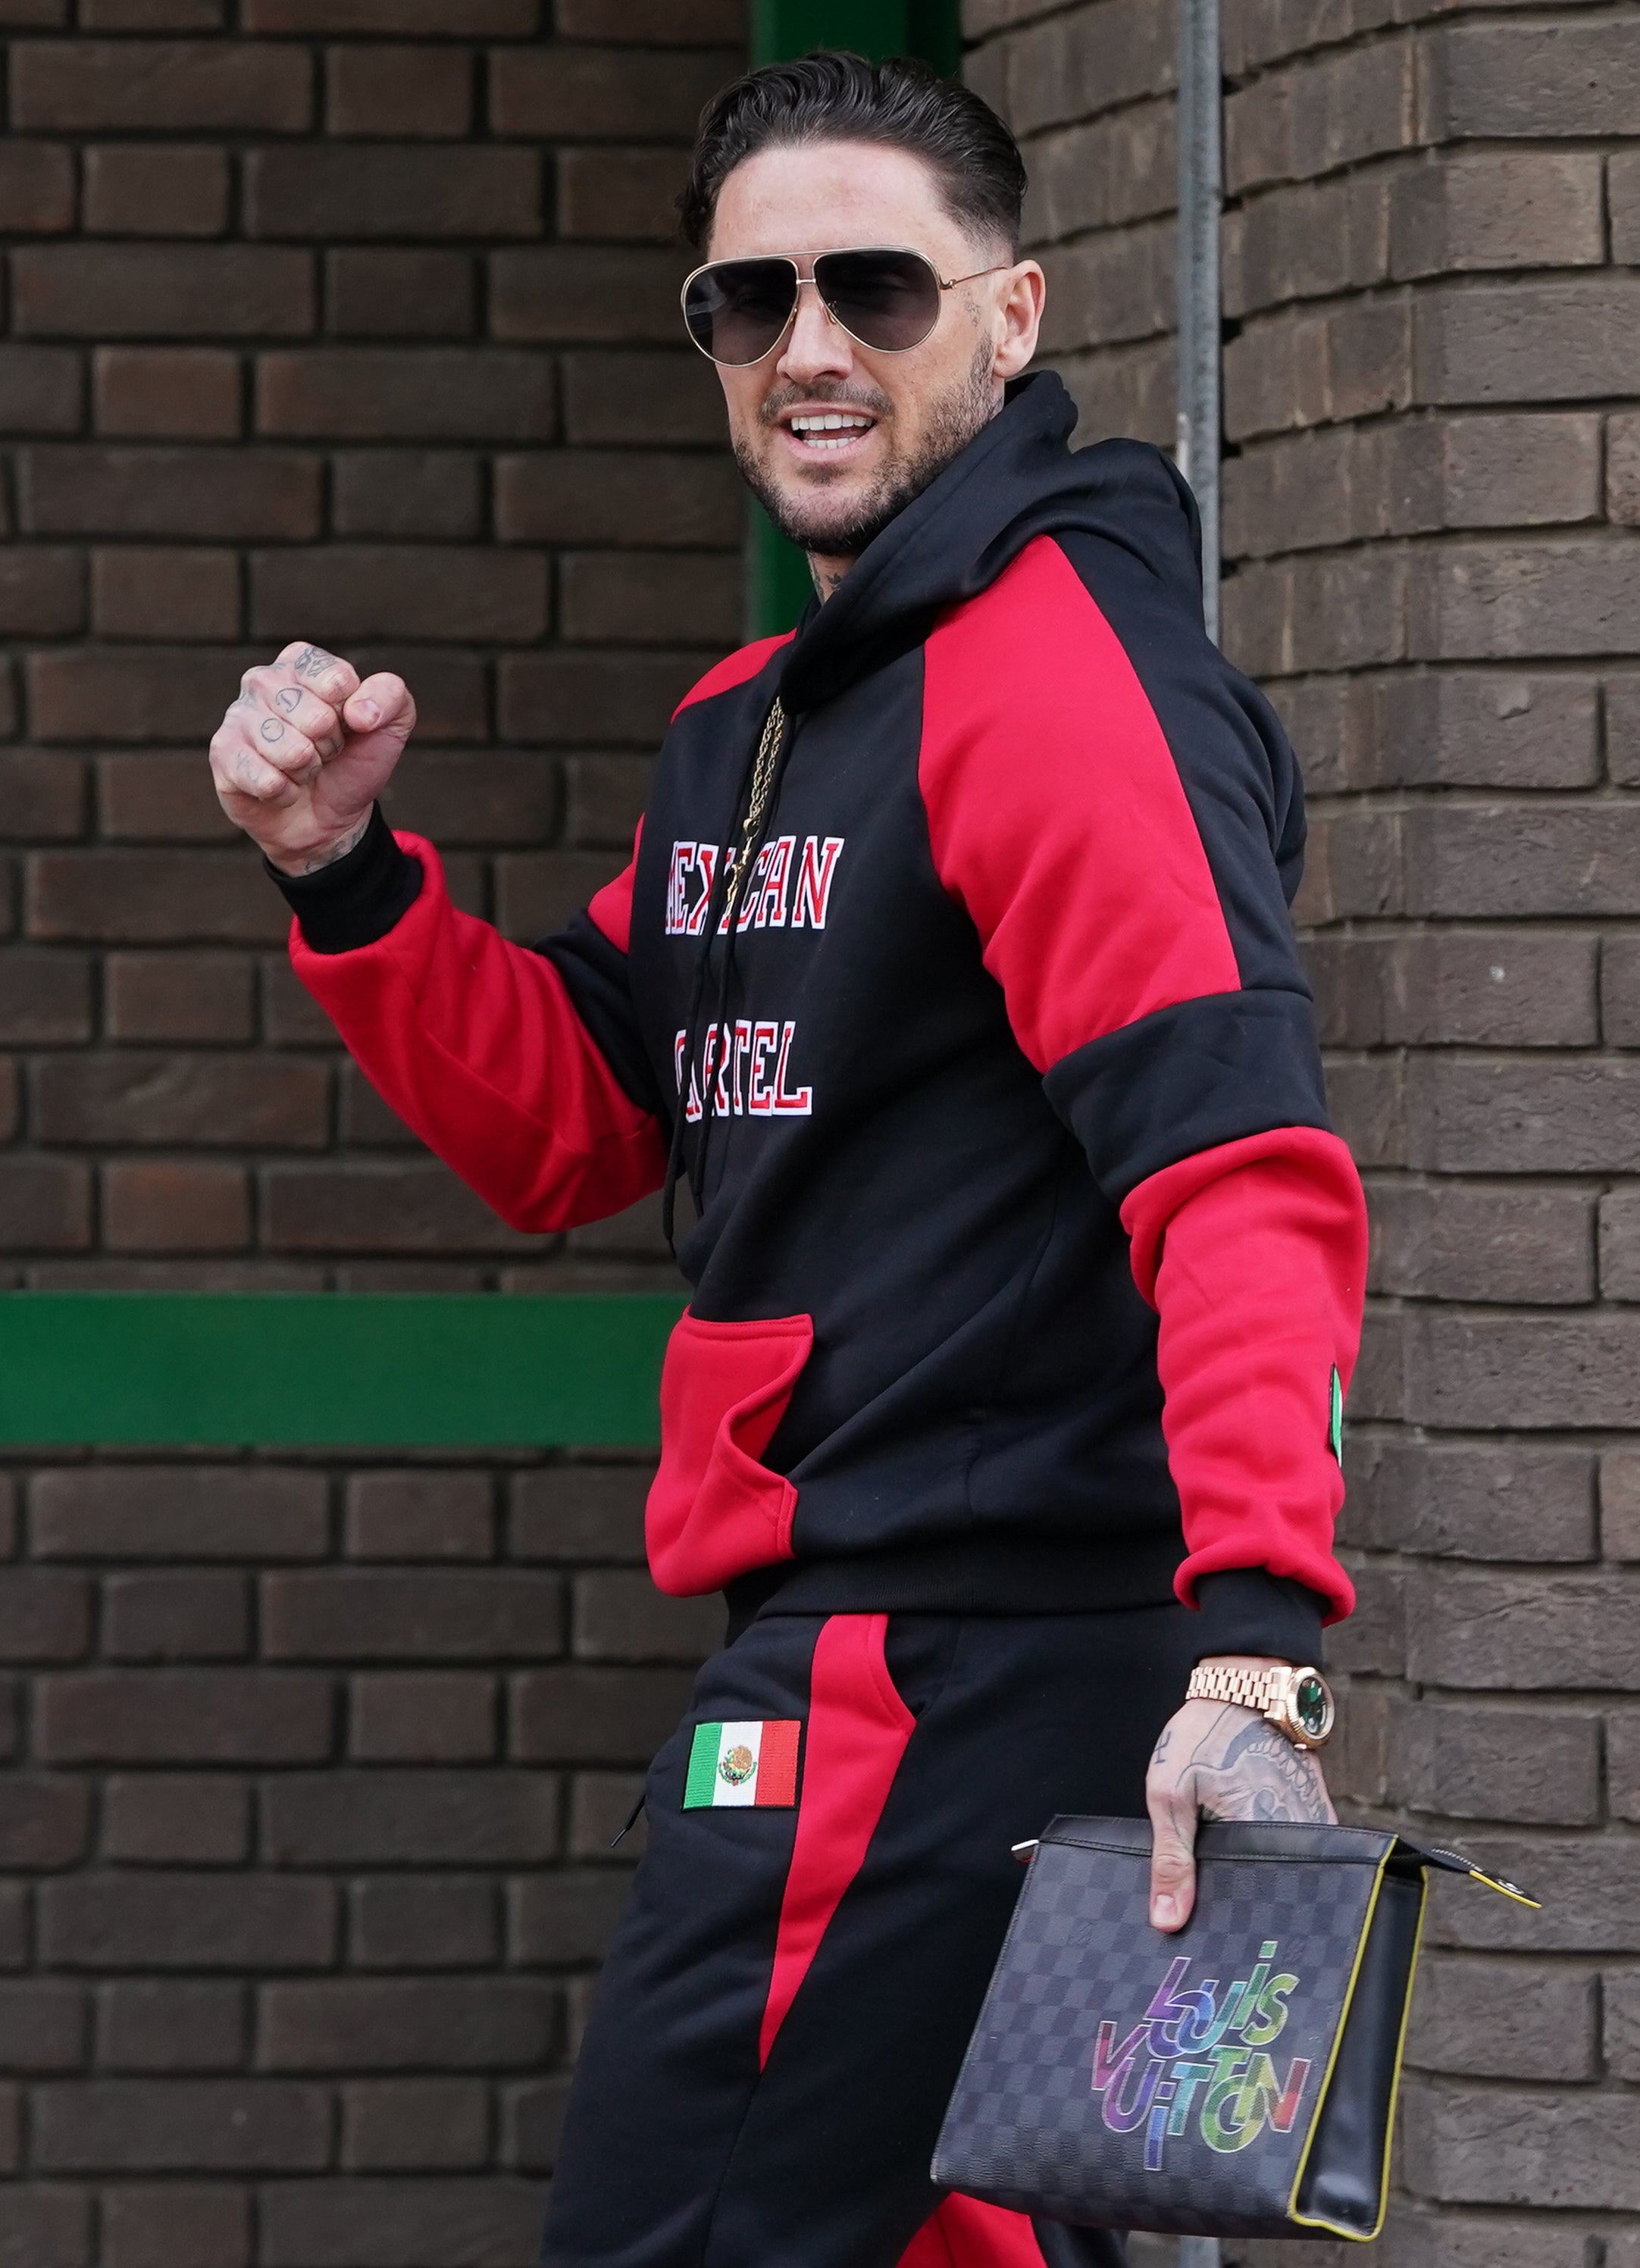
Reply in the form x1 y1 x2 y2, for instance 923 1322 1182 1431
0 0 744 1294
0 4 743 2263
968 1 1640 2260
0 1454 722 2267
8 0 1638 2259
966 0 1178 450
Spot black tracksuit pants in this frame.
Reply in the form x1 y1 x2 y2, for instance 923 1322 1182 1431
538 1600 1200 2267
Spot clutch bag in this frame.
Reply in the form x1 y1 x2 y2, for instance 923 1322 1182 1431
932 1814 1535 2243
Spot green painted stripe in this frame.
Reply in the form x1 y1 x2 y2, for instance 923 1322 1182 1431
684 1722 724 1808
0 1293 684 1448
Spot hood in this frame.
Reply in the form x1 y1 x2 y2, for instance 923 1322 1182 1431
775 370 1206 714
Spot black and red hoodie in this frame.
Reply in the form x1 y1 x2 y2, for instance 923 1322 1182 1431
279 371 1367 1664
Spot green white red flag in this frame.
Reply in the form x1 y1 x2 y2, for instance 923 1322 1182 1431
684 1719 800 1808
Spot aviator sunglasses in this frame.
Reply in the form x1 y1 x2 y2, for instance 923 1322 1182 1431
681 244 1008 368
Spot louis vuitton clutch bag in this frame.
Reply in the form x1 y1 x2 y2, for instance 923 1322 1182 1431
932 1814 1537 2245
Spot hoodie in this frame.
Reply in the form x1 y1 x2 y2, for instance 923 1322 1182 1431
279 372 1367 1664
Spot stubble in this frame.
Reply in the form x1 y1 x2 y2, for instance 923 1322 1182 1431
734 333 999 565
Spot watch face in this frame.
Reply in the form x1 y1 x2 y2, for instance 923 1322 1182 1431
1294 1673 1332 1740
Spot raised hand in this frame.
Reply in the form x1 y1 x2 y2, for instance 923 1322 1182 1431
1144 1672 1335 1934
208 640 418 877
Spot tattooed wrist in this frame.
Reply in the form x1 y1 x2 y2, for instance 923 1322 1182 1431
267 813 371 878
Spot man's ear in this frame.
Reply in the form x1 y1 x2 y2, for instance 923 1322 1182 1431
994 260 1046 380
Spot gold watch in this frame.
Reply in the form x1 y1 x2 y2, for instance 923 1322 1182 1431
1185 1662 1335 1750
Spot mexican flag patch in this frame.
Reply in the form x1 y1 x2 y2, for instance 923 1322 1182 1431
684 1719 800 1809
1328 1363 1345 1465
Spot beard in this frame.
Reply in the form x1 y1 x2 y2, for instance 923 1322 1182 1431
734 336 998 562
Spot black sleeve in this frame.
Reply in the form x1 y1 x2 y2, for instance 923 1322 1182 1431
266 806 422 955
1191 1571 1328 1667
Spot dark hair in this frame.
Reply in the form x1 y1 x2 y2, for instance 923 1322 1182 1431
679 50 1027 258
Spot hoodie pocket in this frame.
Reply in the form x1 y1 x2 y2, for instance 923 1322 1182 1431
646 1309 814 1597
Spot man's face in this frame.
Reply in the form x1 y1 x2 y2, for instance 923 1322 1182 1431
703 141 1045 577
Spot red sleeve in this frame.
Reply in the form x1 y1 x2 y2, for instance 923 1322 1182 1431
291 831 666 1234
917 536 1240 1073
1121 1130 1366 1625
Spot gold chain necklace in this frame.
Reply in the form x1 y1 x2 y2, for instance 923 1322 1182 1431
722 696 785 922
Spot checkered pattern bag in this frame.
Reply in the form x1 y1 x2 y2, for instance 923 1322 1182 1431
933 1816 1535 2243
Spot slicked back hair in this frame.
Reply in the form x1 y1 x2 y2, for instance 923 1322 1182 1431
680 50 1028 259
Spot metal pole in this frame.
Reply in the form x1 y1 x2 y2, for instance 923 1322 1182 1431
1175 0 1222 645
1178 2241 1223 2268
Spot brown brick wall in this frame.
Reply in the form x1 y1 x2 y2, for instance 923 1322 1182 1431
0 3 743 2260
0 1451 726 2266
0 4 745 1295
968 0 1640 2259
8 1 1636 2257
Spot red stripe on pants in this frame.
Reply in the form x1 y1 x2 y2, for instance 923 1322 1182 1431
757 1613 914 2066
898 2195 1048 2266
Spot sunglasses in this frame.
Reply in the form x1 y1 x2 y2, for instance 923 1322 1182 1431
681 244 1008 368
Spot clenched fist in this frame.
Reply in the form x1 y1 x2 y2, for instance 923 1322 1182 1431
208 641 418 876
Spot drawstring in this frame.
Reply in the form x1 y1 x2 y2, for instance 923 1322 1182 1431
662 696 793 1252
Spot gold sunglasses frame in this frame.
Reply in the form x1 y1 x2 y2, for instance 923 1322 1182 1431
679 243 1009 368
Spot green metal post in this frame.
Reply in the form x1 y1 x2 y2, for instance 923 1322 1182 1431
746 0 964 637
753 1 913 55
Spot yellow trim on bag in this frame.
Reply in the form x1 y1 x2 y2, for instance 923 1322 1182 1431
1375 1872 1430 2234
1467 1868 1540 1909
1419 1844 1540 1907
1284 1849 1386 2240
1283 1851 1427 2243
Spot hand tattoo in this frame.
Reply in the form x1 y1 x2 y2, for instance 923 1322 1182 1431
1189 1706 1332 1825
259 718 285 743
287 814 370 874
293 645 337 681
275 686 301 714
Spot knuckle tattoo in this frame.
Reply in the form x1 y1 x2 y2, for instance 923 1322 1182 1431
293 645 338 682
259 718 285 743
275 687 301 715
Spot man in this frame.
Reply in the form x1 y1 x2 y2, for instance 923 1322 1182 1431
208 53 1366 2268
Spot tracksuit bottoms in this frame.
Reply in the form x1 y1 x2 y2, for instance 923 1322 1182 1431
538 1600 1201 2267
